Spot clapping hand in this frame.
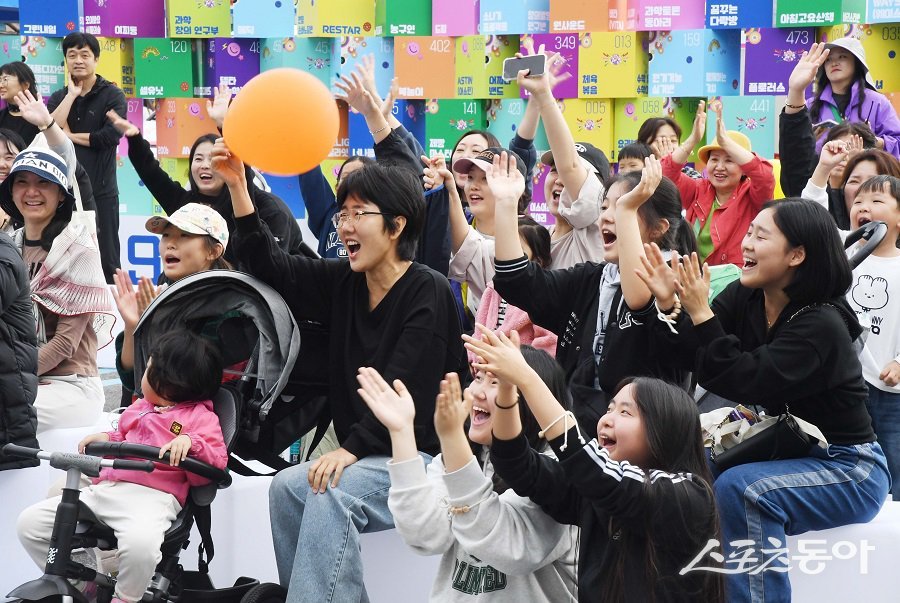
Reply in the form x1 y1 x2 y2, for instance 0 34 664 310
433 373 472 441
634 243 679 310
462 326 528 387
356 366 416 434
674 252 713 323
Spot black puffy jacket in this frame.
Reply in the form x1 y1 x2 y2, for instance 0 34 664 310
0 231 39 470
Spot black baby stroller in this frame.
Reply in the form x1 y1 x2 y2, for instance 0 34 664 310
5 270 317 602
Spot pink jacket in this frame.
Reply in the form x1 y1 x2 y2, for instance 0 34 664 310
99 398 228 506
661 154 775 266
469 284 557 365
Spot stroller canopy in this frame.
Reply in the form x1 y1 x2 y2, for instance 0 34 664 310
132 270 299 420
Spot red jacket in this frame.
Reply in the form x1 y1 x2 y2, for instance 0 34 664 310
99 398 228 506
662 154 775 266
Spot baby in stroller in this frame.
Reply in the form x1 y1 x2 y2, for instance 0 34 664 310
16 330 228 603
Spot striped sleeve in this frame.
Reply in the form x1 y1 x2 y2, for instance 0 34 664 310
552 426 697 520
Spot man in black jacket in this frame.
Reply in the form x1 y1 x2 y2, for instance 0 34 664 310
48 32 127 283
0 231 38 470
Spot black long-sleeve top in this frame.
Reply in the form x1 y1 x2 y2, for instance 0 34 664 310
491 428 717 602
125 131 304 264
233 211 466 459
655 281 874 445
779 107 850 229
492 256 689 430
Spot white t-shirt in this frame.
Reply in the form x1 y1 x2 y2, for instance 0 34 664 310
847 254 900 393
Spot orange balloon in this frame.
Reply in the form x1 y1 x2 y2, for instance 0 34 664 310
223 69 339 176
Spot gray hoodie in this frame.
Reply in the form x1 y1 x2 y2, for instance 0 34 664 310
387 452 578 602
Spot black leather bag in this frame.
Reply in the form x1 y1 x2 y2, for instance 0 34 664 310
711 411 815 472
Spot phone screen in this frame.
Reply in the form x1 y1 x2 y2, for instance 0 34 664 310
502 55 546 82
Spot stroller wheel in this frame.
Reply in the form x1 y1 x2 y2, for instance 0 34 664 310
239 583 286 603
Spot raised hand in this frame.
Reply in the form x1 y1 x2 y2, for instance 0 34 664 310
205 83 232 129
846 133 866 160
484 151 525 209
788 43 829 94
105 109 140 137
210 137 247 187
13 90 53 129
433 373 471 441
111 269 140 328
687 100 707 147
462 326 529 386
380 77 398 120
334 72 380 117
634 243 679 309
421 154 453 191
616 155 662 212
674 252 713 323
819 140 850 171
651 136 678 159
356 366 416 434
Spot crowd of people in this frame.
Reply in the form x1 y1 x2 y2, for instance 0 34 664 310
1 32 899 603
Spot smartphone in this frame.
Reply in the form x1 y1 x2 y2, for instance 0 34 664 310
502 54 546 82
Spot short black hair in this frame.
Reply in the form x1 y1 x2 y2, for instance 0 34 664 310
0 127 25 155
763 198 852 305
337 155 375 182
637 117 682 145
146 331 224 403
336 163 425 261
856 174 900 207
0 62 37 100
518 215 551 268
62 32 100 58
618 142 653 162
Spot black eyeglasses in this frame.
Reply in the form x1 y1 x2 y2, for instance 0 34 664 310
331 210 394 228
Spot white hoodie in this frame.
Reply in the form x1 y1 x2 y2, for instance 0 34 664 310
387 451 578 602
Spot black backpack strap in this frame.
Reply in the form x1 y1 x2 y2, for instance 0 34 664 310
227 450 291 477
194 504 214 574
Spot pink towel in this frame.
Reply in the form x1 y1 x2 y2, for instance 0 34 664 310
468 283 557 366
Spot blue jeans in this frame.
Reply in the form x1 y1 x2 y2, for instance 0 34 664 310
866 384 900 501
269 454 411 603
712 442 889 603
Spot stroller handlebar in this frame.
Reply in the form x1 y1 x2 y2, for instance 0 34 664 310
2 443 155 476
84 442 232 487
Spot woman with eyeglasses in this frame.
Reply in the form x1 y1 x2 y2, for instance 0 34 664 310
0 62 41 145
211 138 466 603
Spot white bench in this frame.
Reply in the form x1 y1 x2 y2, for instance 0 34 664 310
4 433 899 603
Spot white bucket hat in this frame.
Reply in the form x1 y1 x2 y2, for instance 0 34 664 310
821 37 876 90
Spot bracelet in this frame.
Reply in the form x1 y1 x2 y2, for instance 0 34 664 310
494 397 519 410
39 118 55 132
538 410 585 451
784 103 805 110
655 295 682 335
446 492 493 516
369 124 389 136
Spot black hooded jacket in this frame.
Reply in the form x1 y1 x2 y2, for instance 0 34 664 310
126 131 304 264
48 75 127 199
0 232 39 470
